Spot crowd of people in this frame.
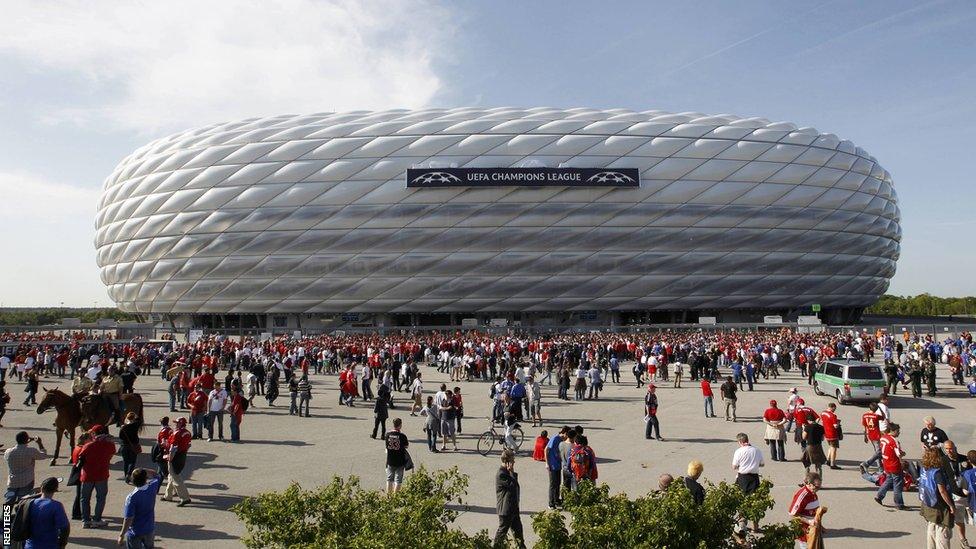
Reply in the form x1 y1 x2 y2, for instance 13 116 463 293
2 326 976 548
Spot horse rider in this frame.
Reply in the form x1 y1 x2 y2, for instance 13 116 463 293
72 368 93 396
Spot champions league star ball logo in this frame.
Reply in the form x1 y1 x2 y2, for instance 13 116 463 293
411 171 462 185
586 171 635 185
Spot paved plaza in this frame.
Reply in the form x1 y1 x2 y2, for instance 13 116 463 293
7 362 973 548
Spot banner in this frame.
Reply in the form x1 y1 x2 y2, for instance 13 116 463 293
406 167 640 188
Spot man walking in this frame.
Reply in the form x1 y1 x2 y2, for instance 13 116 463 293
384 418 409 495
875 423 906 510
206 384 228 441
119 468 160 549
859 402 883 472
731 433 764 534
821 403 841 470
187 385 207 440
721 376 738 422
493 449 526 549
644 384 662 441
701 377 715 418
545 428 567 510
162 418 192 507
4 431 48 504
79 424 115 529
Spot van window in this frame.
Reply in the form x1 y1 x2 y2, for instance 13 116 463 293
825 363 844 378
848 366 883 380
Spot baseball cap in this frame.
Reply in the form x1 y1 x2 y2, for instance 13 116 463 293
89 424 106 435
41 476 62 493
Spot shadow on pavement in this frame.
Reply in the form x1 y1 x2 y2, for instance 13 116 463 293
155 519 238 541
825 527 910 539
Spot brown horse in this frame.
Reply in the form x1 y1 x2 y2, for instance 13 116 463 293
79 393 144 432
36 388 144 465
36 388 80 466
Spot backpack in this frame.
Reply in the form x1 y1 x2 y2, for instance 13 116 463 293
9 494 40 542
918 466 940 508
570 446 592 480
150 442 163 464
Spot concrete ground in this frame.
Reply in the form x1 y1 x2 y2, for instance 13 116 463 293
5 363 973 548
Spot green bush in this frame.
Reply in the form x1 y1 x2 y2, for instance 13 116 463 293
532 478 800 549
233 468 799 549
231 466 493 549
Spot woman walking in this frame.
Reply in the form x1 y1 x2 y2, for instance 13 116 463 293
265 365 280 406
801 414 827 478
119 411 143 482
420 396 441 452
763 400 787 462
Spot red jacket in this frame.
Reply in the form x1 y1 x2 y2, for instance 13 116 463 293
187 390 208 415
79 436 115 483
168 428 192 455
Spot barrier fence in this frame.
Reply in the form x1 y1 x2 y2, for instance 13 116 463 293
2 321 975 346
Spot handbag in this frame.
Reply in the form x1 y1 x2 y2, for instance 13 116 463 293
404 450 415 471
836 419 844 441
67 457 83 487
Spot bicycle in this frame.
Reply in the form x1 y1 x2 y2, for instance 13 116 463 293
477 419 524 456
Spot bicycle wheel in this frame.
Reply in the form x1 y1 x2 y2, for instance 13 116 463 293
511 425 525 450
477 431 495 456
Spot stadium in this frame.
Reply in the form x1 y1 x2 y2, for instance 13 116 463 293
94 108 900 329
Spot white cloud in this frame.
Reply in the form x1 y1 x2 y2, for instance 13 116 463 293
0 0 453 134
0 173 107 306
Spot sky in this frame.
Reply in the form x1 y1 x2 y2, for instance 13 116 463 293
0 0 973 306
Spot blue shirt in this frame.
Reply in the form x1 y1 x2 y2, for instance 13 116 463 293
25 498 68 549
545 435 562 471
123 477 161 536
963 468 976 510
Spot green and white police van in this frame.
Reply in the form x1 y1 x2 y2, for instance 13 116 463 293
813 359 885 404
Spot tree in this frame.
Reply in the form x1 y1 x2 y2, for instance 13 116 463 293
232 466 493 549
866 294 976 317
532 479 800 549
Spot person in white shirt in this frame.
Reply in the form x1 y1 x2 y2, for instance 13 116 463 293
0 355 9 381
206 387 228 441
732 432 764 490
731 432 765 533
876 395 891 433
409 373 423 416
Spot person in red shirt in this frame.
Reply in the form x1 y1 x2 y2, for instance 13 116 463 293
229 386 246 442
532 430 548 462
163 417 192 506
791 399 815 450
763 400 787 462
155 416 173 481
69 432 92 520
788 472 824 547
186 385 208 439
178 369 192 409
859 402 883 473
79 424 115 528
701 379 715 418
192 369 216 392
820 403 841 470
875 423 906 509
